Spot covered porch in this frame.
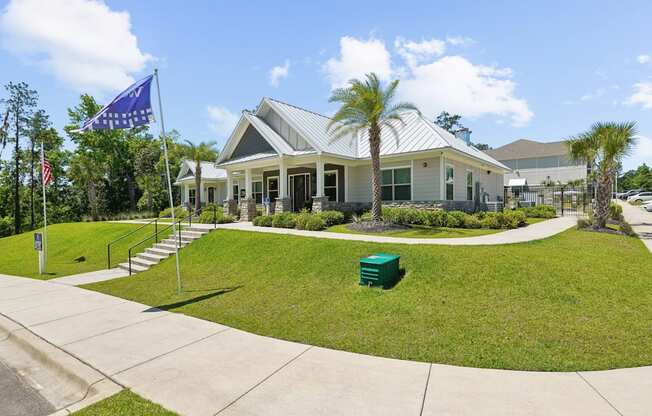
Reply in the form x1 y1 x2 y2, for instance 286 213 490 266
221 154 350 221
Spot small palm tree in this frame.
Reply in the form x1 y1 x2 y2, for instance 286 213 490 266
567 122 637 229
184 140 218 212
328 73 420 222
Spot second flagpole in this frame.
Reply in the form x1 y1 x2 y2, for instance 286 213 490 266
154 68 182 294
40 142 47 273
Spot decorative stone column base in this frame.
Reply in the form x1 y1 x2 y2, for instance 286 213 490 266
239 198 257 221
274 197 291 214
311 196 330 213
223 199 238 217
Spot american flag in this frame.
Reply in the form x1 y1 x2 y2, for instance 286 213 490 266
41 155 53 186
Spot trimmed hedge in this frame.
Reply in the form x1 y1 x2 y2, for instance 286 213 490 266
517 205 556 219
198 209 235 224
254 210 344 231
381 207 529 230
252 215 273 227
159 206 189 219
271 212 297 229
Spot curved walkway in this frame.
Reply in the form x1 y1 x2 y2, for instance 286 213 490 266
195 216 576 245
1 273 649 415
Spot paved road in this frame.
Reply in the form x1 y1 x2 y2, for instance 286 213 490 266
2 273 651 416
0 358 54 416
619 200 652 253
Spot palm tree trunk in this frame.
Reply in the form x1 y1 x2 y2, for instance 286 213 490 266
195 161 201 212
369 124 382 222
594 171 612 229
88 182 98 221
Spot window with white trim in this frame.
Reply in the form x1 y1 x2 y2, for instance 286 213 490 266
252 181 263 204
381 167 411 201
267 176 279 200
324 171 338 202
445 165 454 201
466 171 473 201
189 188 196 206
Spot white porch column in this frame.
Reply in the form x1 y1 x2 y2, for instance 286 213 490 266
226 170 233 200
279 158 288 198
344 165 350 202
316 158 324 198
244 169 252 199
440 153 445 200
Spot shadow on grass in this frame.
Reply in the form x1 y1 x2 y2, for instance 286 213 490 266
144 286 242 312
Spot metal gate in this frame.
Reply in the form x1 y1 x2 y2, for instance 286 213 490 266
504 184 593 216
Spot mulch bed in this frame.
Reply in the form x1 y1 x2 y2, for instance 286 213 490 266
345 221 410 234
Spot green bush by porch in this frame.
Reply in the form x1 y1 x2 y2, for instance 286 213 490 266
84 228 652 371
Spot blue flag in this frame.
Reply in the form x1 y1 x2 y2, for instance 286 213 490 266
76 75 155 132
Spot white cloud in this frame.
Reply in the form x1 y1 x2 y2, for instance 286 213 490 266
623 135 652 170
395 37 446 67
0 0 152 94
446 36 475 46
323 36 532 127
637 54 651 64
207 106 239 138
626 82 652 109
398 55 533 126
269 60 290 87
323 36 392 88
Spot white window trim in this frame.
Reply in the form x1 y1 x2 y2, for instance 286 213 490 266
445 163 455 201
266 176 279 199
381 166 412 201
466 169 474 201
188 188 197 205
288 172 311 210
324 169 339 202
252 180 263 203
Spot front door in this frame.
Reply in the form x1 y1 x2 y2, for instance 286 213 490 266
290 174 309 211
208 187 215 204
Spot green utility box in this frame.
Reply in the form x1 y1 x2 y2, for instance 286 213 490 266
360 253 400 288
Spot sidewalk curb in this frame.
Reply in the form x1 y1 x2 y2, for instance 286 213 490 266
0 314 122 415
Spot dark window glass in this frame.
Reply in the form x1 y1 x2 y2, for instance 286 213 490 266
381 169 393 185
394 168 410 184
324 172 337 187
394 185 411 200
446 183 454 200
325 187 337 201
381 186 393 201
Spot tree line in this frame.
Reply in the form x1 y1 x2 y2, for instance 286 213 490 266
0 81 215 237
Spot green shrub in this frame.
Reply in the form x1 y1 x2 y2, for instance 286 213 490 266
421 210 447 227
463 215 482 229
295 210 313 230
0 216 12 237
304 215 326 231
198 209 234 224
159 206 189 219
253 215 273 227
317 210 345 227
577 218 592 230
480 212 500 229
608 203 624 221
518 205 556 219
619 221 637 237
445 211 467 228
499 211 527 228
271 212 297 229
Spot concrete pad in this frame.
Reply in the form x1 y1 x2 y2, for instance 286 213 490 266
116 328 308 416
221 346 430 416
49 268 130 286
0 286 92 313
0 282 68 301
580 366 652 416
422 364 618 416
3 291 125 326
29 300 169 346
65 312 227 375
0 276 36 288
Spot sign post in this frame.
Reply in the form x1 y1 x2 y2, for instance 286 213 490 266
34 232 44 275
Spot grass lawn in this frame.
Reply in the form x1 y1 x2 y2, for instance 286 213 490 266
0 222 161 280
326 217 546 238
84 227 652 371
71 390 177 416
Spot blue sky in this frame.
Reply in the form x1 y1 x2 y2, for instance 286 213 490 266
1 0 651 170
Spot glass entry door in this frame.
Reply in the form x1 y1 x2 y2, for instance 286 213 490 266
289 173 310 211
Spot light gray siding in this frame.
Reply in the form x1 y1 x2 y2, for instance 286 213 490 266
412 157 440 200
504 165 587 185
263 109 313 150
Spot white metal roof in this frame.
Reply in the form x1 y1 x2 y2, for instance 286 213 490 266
263 98 357 158
175 160 227 183
217 152 278 166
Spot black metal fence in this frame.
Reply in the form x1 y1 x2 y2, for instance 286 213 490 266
504 184 594 216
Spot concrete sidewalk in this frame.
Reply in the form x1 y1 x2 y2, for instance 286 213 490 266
618 200 652 253
1 273 650 415
162 216 576 246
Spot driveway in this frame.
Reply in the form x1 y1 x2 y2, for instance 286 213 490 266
618 200 652 253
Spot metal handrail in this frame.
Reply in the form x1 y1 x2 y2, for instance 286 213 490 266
126 206 216 275
107 216 161 269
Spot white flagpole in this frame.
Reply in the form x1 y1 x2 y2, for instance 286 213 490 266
154 69 182 293
40 142 47 272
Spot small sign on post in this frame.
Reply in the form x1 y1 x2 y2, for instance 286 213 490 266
34 232 45 274
263 196 271 215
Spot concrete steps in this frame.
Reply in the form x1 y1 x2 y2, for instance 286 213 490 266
117 226 212 274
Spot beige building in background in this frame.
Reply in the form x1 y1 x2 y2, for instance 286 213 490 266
486 139 588 186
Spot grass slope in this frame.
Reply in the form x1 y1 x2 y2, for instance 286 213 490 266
0 222 157 280
85 228 652 371
71 390 177 416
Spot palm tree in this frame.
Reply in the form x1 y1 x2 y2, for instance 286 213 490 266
567 122 637 229
328 73 419 222
183 140 218 212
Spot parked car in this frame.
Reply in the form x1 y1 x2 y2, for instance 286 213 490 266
628 191 652 203
619 189 642 200
642 201 652 212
